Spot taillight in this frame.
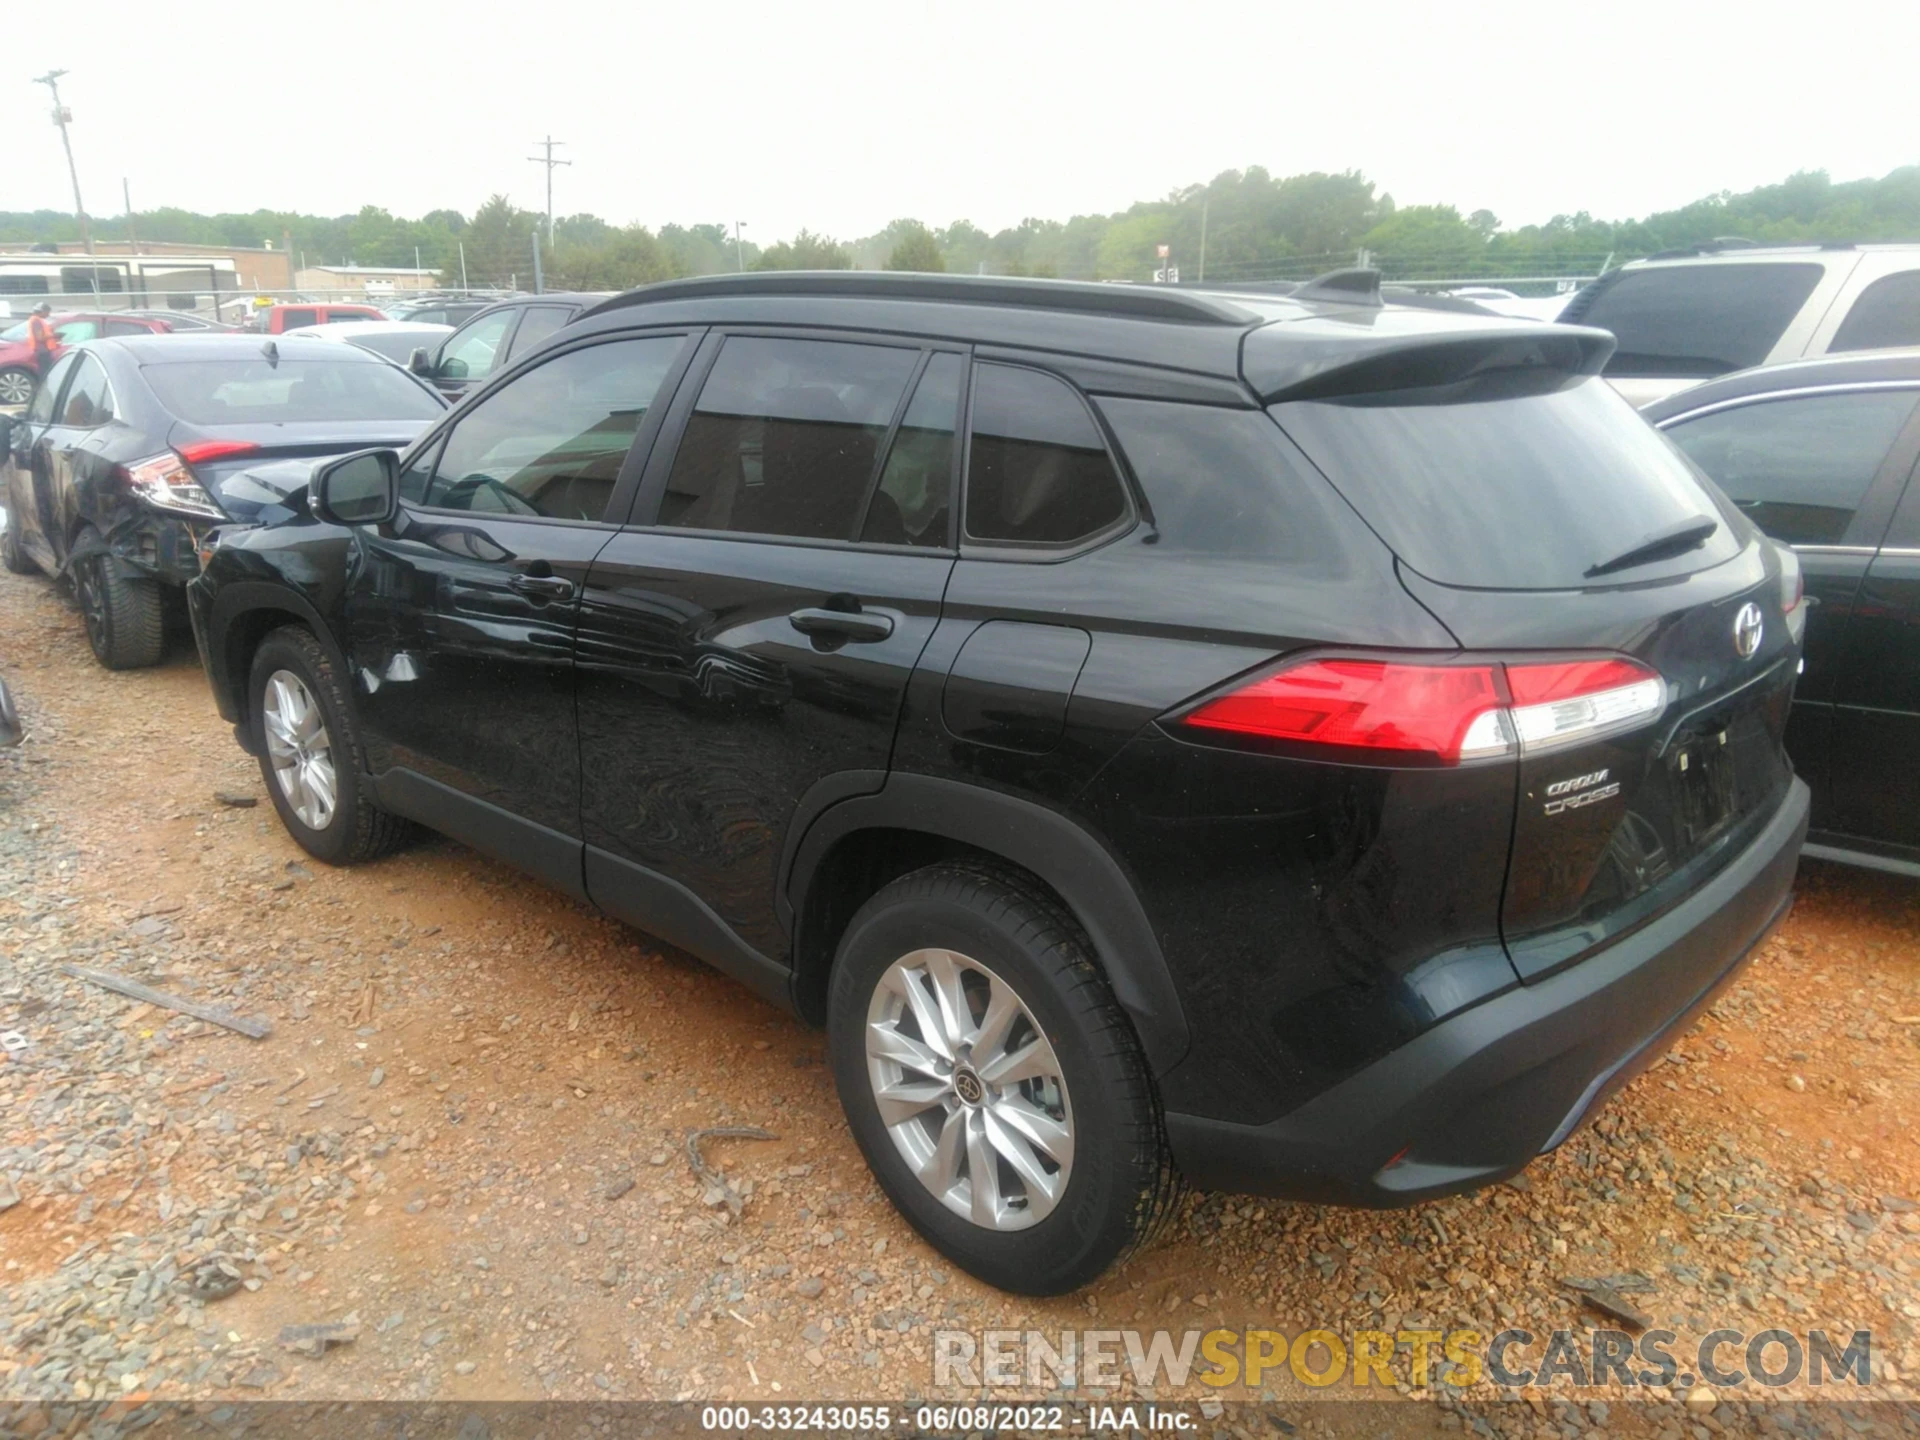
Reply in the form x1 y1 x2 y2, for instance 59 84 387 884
1504 658 1665 754
1178 653 1665 765
1181 659 1507 764
1776 544 1807 645
174 439 262 466
121 453 224 519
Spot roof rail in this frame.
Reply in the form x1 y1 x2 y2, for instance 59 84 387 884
585 271 1259 325
1290 267 1383 308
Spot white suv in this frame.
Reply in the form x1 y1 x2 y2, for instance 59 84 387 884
1560 242 1920 406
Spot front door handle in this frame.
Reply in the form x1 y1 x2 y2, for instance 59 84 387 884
509 572 575 602
789 607 894 643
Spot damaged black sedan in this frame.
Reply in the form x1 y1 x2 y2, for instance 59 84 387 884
1 335 445 668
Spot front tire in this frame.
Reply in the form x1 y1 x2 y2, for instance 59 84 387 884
0 367 37 408
828 862 1178 1294
74 538 165 669
248 625 408 865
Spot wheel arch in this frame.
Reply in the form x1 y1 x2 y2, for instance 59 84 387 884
209 583 353 748
783 774 1191 1075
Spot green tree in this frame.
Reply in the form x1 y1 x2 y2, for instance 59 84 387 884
754 229 853 270
460 195 541 288
883 222 945 273
551 225 676 291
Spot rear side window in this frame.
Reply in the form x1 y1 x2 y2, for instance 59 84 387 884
1664 390 1919 545
323 310 374 324
1830 271 1920 353
1575 264 1824 377
659 336 919 539
421 336 683 521
965 364 1126 545
1273 371 1742 590
1098 399 1347 563
279 309 319 331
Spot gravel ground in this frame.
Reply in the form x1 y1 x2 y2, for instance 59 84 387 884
2 565 1917 1437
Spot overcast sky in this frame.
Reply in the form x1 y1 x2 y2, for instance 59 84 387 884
7 0 1917 244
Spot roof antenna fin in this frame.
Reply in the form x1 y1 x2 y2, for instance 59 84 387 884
1292 267 1383 308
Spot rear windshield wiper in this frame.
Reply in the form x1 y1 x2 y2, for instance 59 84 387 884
1584 516 1720 579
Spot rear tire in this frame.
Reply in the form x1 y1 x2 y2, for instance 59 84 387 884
828 861 1179 1294
248 625 409 865
74 536 165 669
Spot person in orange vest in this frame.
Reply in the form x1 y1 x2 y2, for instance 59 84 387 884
27 302 57 379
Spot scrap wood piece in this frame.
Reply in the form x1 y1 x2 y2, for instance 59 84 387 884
277 1321 360 1357
59 964 272 1040
1562 1276 1654 1330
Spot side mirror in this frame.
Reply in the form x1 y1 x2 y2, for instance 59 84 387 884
312 449 400 527
408 347 433 377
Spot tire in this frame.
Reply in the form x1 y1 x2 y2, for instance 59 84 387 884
247 625 409 865
828 861 1179 1294
73 537 166 669
0 367 37 408
1 513 33 575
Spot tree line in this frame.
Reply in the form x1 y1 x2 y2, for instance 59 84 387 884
2 164 1915 292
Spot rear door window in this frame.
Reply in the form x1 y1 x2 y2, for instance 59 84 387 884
658 335 919 540
26 354 78 424
279 309 319 331
1572 263 1824 377
504 305 573 361
1272 371 1742 590
420 337 684 521
58 354 114 427
1830 271 1920 353
1663 389 1920 544
55 320 100 343
965 364 1127 545
104 319 149 337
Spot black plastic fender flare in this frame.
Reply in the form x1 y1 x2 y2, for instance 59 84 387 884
783 772 1191 1074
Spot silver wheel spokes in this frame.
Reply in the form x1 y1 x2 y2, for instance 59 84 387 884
866 948 1073 1232
0 373 33 405
263 669 337 830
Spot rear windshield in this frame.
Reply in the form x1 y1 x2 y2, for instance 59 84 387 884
1272 371 1743 590
141 358 443 424
1573 263 1823 378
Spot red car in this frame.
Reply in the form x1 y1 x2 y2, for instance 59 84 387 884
0 312 173 406
245 303 386 335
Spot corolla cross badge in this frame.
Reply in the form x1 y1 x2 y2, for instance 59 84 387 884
1733 602 1765 660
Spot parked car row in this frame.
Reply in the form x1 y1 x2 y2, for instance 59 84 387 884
0 264 1910 1297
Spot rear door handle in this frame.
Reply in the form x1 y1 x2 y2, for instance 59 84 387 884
789 607 894 643
509 572 575 602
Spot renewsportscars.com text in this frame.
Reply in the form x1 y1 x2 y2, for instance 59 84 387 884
932 1327 1874 1391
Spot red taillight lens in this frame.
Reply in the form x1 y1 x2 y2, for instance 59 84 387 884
1181 658 1507 764
1179 653 1668 765
174 439 262 466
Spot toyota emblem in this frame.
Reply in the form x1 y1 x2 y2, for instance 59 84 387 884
1733 602 1764 659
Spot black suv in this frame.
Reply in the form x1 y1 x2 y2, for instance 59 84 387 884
188 271 1810 1294
404 293 607 401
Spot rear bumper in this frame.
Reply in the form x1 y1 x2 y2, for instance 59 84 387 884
1164 776 1808 1206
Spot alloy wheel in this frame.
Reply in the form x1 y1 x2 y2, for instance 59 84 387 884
0 371 34 406
75 559 108 654
865 947 1074 1231
262 669 338 830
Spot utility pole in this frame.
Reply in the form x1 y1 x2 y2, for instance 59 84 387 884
123 178 139 256
459 241 468 292
531 230 544 295
1198 199 1208 283
35 70 97 293
734 220 747 272
526 136 569 249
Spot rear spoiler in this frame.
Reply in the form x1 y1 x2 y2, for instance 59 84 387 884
1245 322 1616 404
